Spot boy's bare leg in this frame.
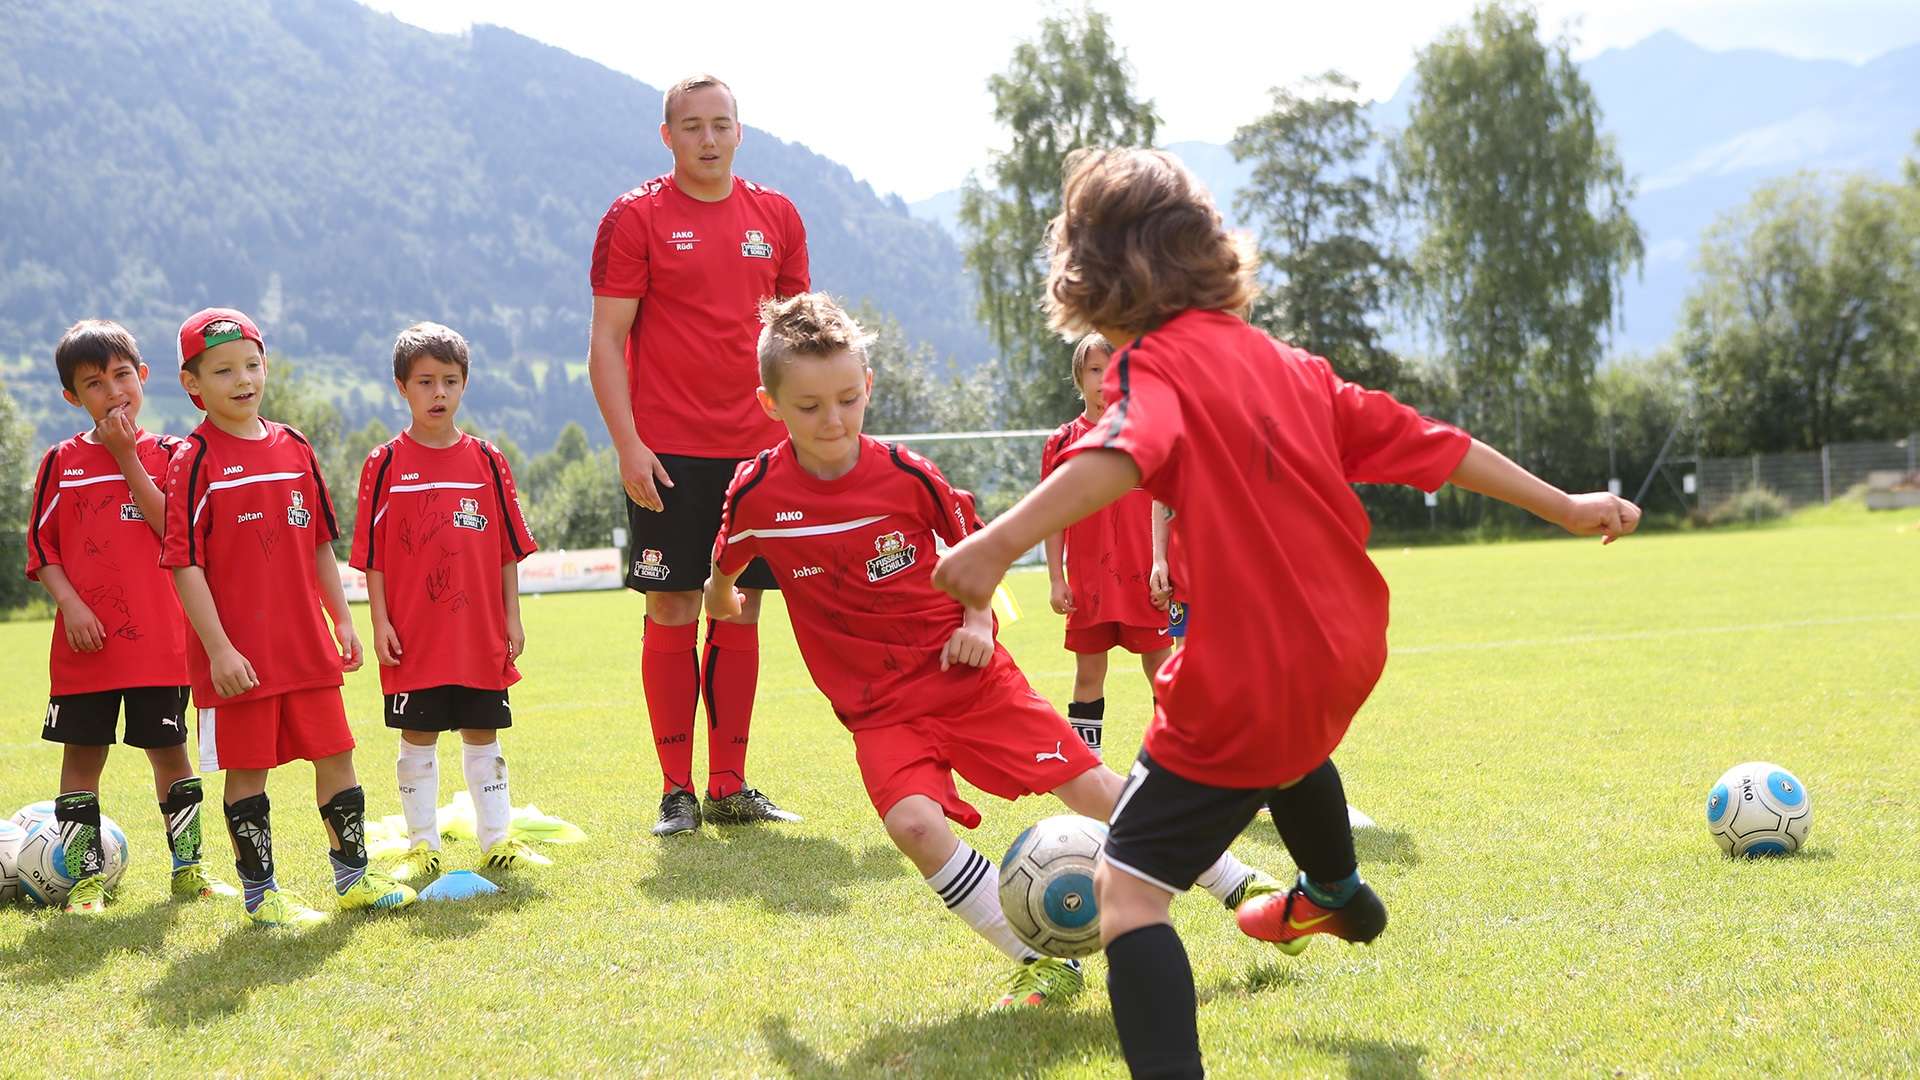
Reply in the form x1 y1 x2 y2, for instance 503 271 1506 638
1141 646 1172 685
144 744 193 800
884 795 1035 964
58 745 109 797
1056 762 1271 911
1096 862 1199 1078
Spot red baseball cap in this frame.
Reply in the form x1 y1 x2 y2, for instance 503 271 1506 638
177 308 264 410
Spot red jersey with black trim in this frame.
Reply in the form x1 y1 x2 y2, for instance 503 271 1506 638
350 431 538 694
714 436 1004 729
1041 414 1161 631
1061 309 1472 788
26 431 190 695
590 173 810 459
160 420 346 706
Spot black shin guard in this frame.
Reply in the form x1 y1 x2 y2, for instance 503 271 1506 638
1067 697 1105 756
224 793 274 883
318 785 368 868
54 790 106 879
1265 758 1358 883
1106 924 1204 1079
160 777 205 869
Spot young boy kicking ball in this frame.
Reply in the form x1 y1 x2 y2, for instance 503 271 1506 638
705 293 1282 1009
1041 331 1173 760
351 323 543 881
934 148 1640 1077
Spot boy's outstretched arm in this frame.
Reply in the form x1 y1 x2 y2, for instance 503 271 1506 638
1447 439 1642 543
935 449 1140 610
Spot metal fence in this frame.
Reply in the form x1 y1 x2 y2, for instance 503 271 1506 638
1696 434 1920 512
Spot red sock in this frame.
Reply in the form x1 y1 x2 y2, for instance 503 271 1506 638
702 619 759 799
642 617 700 794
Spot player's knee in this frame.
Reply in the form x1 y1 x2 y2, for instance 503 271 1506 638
882 799 947 860
647 590 701 626
1096 860 1171 942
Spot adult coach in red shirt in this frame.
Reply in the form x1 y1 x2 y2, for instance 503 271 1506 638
588 74 809 837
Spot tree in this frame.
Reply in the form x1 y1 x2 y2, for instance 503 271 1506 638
1396 1 1642 482
1680 173 1920 455
1231 72 1403 390
0 379 34 609
959 6 1158 427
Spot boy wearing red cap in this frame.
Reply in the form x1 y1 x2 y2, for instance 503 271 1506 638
164 307 415 926
25 319 236 913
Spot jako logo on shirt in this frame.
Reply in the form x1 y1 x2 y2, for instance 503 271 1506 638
453 497 488 531
400 472 420 481
286 491 311 528
223 465 244 476
741 230 773 259
63 468 85 477
774 510 803 523
865 531 917 582
671 229 698 252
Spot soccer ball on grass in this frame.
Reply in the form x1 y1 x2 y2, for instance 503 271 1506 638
1706 762 1810 857
1000 814 1107 958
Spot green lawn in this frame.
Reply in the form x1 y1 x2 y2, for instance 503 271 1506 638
3 507 1918 1077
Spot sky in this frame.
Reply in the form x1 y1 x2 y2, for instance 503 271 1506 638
357 0 1920 203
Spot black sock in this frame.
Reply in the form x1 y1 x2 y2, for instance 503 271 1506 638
160 777 204 870
1106 924 1204 1080
224 792 274 884
318 785 368 868
1067 697 1105 757
54 790 106 880
1266 758 1357 884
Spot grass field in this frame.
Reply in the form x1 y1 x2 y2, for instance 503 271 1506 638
3 505 1918 1077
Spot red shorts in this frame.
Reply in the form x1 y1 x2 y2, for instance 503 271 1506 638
196 687 354 772
851 656 1100 828
1065 621 1170 656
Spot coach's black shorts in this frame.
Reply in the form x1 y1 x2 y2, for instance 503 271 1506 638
43 686 191 749
625 453 777 593
385 686 513 732
1102 749 1274 893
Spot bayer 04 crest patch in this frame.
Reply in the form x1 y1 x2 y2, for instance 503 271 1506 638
864 530 916 582
286 490 312 528
633 548 670 582
452 497 488 531
740 229 773 259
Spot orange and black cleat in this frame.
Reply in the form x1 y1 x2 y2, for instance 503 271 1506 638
1235 879 1388 955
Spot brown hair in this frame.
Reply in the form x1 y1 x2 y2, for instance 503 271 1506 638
1070 331 1111 383
55 319 141 393
1044 147 1258 338
392 322 470 382
757 293 874 394
663 74 736 125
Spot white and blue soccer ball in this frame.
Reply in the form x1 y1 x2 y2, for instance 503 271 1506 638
13 812 130 906
10 800 56 838
1000 814 1107 958
1706 762 1811 857
0 821 24 904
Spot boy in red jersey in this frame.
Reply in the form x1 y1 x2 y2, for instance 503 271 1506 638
935 149 1641 1078
25 320 236 913
1042 331 1173 760
163 308 415 926
705 293 1284 1009
351 323 543 881
589 73 809 836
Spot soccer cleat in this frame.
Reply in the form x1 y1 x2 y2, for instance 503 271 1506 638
64 875 111 915
171 864 240 900
480 837 552 870
386 843 443 884
336 869 417 913
248 889 329 928
701 787 802 826
1235 880 1388 956
652 790 701 837
1222 868 1284 913
993 957 1084 1009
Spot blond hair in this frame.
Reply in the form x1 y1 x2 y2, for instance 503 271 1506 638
1044 147 1258 338
757 292 875 393
1070 331 1111 383
663 74 736 124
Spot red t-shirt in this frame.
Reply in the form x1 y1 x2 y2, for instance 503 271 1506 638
590 173 810 459
26 432 191 695
160 420 346 706
350 431 538 695
1041 414 1161 631
1062 310 1472 788
714 436 1003 729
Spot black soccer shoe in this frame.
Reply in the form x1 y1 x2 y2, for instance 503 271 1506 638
652 790 701 837
701 788 803 826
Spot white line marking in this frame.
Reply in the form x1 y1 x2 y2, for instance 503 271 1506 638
1392 613 1920 656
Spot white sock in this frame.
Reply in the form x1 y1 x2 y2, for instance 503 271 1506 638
463 738 511 851
924 841 1036 962
1194 848 1254 905
396 741 440 850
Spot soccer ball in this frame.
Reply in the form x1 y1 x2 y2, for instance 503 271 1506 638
1706 761 1811 857
10 800 55 837
14 814 130 906
999 814 1107 958
0 821 23 904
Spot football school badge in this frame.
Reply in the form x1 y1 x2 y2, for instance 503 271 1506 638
865 531 917 582
633 548 670 582
740 229 774 259
119 503 144 522
286 490 312 528
452 497 488 531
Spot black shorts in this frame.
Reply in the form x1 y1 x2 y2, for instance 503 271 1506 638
384 686 513 732
43 686 191 749
625 454 776 593
1102 749 1273 893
